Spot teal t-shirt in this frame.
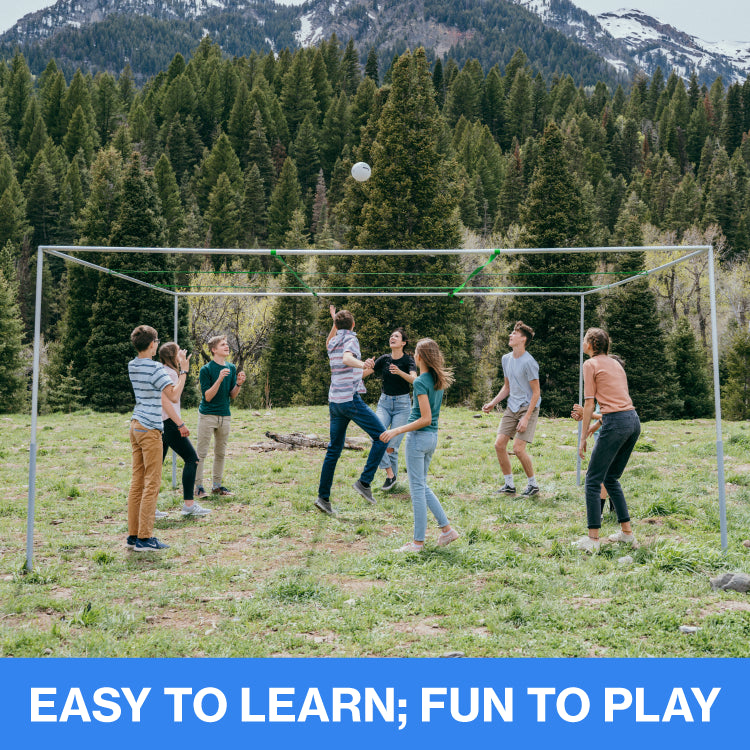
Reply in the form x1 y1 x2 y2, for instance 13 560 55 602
408 371 443 432
198 360 236 416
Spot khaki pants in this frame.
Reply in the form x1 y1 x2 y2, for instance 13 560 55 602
127 420 163 538
195 414 231 489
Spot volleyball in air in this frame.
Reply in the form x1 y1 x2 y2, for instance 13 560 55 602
351 162 371 182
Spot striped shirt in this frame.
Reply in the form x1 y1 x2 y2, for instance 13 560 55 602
129 357 173 430
327 329 367 403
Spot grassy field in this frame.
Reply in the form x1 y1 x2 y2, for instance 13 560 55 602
1 407 749 657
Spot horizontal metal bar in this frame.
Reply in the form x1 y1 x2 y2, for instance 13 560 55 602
41 245 711 256
45 249 177 295
175 290 589 298
580 248 708 296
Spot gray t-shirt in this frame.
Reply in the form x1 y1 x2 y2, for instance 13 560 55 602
502 351 541 412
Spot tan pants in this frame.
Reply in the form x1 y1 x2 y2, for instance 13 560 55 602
127 420 163 538
195 414 231 489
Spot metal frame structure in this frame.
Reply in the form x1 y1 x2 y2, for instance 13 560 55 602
25 244 727 570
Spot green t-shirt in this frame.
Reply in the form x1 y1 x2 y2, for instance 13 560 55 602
408 371 443 432
198 360 236 416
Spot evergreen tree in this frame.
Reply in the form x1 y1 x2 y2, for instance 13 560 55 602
194 132 242 211
154 153 184 246
503 122 595 415
83 154 175 411
63 105 95 164
6 52 34 146
267 156 303 246
205 172 242 248
280 50 319 140
346 48 475 402
290 113 321 200
0 268 25 412
246 108 275 198
721 329 750 420
666 317 712 418
364 47 379 85
340 39 361 96
241 162 267 244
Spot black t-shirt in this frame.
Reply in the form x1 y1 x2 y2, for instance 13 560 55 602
373 353 416 396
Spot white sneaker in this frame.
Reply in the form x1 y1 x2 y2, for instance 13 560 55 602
437 528 459 547
395 541 424 553
608 530 635 544
572 536 600 553
181 502 212 517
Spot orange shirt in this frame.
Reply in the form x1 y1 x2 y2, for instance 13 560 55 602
583 355 634 413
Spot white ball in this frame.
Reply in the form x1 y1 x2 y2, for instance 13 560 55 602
351 161 371 182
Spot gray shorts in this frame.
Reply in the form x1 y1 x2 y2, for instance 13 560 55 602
498 406 539 443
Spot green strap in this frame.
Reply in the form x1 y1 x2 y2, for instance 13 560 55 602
449 248 502 299
270 249 319 298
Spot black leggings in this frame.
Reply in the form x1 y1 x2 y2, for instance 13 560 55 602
162 418 199 501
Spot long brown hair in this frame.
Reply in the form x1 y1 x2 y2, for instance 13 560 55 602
158 341 180 372
584 327 610 356
414 338 454 391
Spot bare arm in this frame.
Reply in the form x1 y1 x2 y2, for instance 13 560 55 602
342 351 374 370
482 378 510 412
390 363 417 384
380 393 431 441
579 398 597 458
161 392 188 436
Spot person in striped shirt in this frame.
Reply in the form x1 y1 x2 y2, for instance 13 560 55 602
126 325 188 552
315 307 387 516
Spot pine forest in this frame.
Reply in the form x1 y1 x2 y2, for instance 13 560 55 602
0 36 748 420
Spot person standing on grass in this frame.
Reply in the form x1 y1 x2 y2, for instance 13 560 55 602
380 338 458 552
315 306 387 516
362 327 417 491
482 321 541 497
158 342 211 518
573 328 640 553
194 335 246 498
126 325 188 552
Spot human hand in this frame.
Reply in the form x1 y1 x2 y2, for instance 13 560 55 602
579 439 587 459
380 430 396 443
179 424 190 437
571 404 583 421
363 357 375 370
518 417 529 433
219 368 231 380
586 426 597 438
236 370 246 385
389 364 402 375
482 402 495 414
178 348 190 369
329 305 336 320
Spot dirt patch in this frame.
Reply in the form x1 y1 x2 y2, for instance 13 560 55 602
569 597 610 609
699 600 750 618
327 577 387 594
391 618 448 636
642 517 665 525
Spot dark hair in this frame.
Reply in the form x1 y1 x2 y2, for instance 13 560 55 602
130 325 157 353
334 310 354 330
159 342 180 372
415 338 454 391
207 335 227 353
514 320 535 345
585 327 610 356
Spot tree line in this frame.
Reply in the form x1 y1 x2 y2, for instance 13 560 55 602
0 35 747 419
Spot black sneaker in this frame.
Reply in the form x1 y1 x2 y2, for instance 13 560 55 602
495 484 516 495
520 485 539 497
134 537 170 552
382 475 397 491
314 497 335 516
353 480 376 504
126 535 137 549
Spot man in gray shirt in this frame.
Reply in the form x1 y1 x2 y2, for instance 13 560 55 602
482 321 541 496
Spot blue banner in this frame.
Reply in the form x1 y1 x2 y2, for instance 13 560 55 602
1 658 746 748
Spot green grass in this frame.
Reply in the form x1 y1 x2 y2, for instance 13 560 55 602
1 409 749 658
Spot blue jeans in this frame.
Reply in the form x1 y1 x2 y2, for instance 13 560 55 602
405 430 448 542
317 394 387 500
585 409 640 529
375 393 412 475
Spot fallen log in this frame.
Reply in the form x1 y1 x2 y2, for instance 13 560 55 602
265 431 365 450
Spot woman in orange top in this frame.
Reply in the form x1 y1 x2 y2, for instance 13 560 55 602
574 328 640 553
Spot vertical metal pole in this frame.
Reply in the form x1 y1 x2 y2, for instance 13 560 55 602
26 247 45 571
172 294 178 490
577 295 585 486
707 246 727 551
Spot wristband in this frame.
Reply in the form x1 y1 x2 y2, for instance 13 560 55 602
180 370 188 375
178 423 185 428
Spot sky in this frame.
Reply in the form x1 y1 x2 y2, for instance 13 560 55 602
0 0 749 41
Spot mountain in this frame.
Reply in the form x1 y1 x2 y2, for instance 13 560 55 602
2 0 748 86
513 0 750 84
0 0 623 85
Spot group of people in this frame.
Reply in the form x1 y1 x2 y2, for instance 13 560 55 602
125 308 641 555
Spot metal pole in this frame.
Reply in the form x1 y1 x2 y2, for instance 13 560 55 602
577 295 584 486
172 294 178 490
707 246 727 551
26 247 45 571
